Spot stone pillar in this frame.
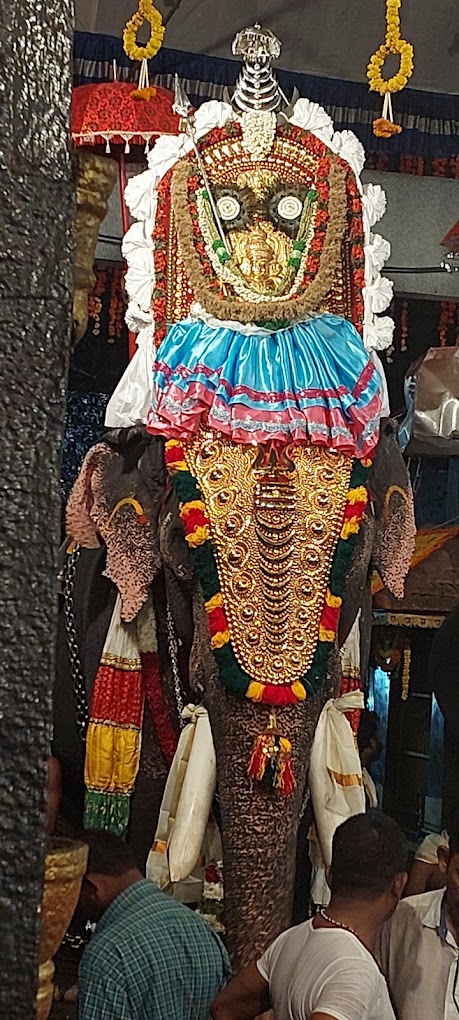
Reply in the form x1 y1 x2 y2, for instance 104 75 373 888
0 1 74 1015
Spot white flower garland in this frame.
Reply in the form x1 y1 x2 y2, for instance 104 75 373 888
240 110 277 160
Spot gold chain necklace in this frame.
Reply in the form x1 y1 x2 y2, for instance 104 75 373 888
317 908 357 936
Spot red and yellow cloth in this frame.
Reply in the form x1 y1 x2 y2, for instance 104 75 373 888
84 596 144 836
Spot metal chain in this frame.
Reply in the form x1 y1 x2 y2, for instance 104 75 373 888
299 786 310 822
63 545 89 741
166 604 185 726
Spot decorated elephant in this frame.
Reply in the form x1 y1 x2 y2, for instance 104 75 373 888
55 25 415 966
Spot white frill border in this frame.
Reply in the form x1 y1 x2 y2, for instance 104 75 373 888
106 98 393 427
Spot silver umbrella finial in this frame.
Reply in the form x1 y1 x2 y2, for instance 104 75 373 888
232 24 283 113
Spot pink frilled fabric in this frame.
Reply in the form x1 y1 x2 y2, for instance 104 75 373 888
147 314 382 459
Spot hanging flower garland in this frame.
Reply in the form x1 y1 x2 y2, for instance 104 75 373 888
367 0 414 138
123 0 164 60
123 0 165 100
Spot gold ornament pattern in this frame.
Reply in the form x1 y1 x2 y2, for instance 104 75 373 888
152 122 366 346
227 220 293 294
37 839 88 1020
171 150 347 323
184 432 352 686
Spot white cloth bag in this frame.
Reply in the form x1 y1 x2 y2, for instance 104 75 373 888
146 704 217 893
308 690 365 904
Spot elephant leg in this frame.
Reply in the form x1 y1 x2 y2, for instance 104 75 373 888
191 593 338 967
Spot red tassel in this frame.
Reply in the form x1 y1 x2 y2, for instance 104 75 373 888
277 745 296 797
247 732 273 782
247 713 296 796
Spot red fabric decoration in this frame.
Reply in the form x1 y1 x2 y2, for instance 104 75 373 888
72 81 179 147
339 676 362 735
142 651 178 765
90 663 144 726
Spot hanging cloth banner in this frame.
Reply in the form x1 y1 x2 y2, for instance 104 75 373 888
147 704 218 892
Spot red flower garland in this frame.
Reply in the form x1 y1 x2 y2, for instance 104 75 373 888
152 121 367 342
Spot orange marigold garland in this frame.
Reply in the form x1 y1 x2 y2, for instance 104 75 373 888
123 0 165 61
123 0 164 101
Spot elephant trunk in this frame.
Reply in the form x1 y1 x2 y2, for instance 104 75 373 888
190 594 338 967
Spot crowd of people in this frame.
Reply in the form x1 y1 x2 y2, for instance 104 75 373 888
45 707 456 1020
68 808 456 1020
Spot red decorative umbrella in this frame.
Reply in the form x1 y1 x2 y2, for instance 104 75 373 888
441 221 459 256
72 80 180 154
72 77 180 359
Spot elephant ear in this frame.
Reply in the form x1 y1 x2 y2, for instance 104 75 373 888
67 433 162 623
66 442 110 548
370 421 416 599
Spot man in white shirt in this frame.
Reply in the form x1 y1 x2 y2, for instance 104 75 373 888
378 827 459 1020
212 811 408 1020
404 828 449 897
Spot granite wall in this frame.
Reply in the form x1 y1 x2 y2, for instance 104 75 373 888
0 0 74 1013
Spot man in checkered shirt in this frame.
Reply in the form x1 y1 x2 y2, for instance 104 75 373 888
78 830 231 1020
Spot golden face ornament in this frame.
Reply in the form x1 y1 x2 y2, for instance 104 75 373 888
153 120 366 344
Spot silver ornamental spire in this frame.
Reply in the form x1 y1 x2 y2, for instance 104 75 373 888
232 23 283 113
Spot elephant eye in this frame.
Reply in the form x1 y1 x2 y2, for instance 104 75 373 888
276 194 303 221
217 195 241 221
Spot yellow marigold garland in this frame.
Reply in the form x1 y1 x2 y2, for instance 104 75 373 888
123 0 165 61
367 0 414 137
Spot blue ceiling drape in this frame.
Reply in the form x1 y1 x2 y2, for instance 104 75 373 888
74 31 458 158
